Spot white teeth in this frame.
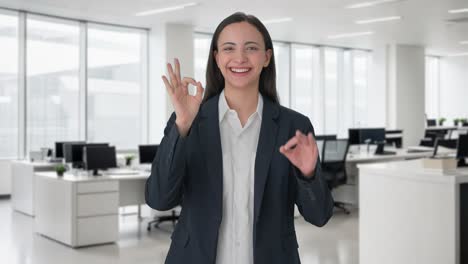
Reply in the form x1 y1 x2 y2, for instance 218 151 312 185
230 68 249 73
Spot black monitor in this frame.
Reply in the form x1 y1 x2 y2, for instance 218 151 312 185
457 134 468 167
433 138 458 157
348 129 361 145
427 119 437 127
139 145 159 164
315 135 337 141
64 143 109 168
84 146 117 175
360 128 386 144
55 141 85 158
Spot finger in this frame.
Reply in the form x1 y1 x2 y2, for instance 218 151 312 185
307 132 315 145
181 77 197 96
167 63 179 88
162 75 173 95
195 81 205 101
295 130 309 146
174 58 181 83
283 137 299 151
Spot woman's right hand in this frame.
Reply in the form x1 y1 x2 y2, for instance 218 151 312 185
162 58 204 137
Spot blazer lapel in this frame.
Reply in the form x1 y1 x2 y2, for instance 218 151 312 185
198 95 223 221
254 98 280 223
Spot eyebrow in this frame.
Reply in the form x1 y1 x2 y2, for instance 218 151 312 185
220 41 261 46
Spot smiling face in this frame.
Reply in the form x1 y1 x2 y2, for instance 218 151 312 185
214 21 272 92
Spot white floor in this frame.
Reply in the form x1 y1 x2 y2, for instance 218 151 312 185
0 198 358 264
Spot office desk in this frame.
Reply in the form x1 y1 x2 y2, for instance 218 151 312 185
358 160 468 264
34 171 149 247
11 160 57 216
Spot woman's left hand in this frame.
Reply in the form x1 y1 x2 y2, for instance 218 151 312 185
279 130 319 178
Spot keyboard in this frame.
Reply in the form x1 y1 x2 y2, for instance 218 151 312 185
375 150 397 155
105 169 140 175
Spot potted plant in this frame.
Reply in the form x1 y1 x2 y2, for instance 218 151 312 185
461 118 468 126
454 118 460 126
438 117 446 126
55 164 66 177
124 155 135 167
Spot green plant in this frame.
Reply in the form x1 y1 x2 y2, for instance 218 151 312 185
125 155 135 166
461 118 468 124
438 117 446 126
55 164 66 176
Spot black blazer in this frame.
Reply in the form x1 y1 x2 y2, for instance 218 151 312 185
145 94 334 264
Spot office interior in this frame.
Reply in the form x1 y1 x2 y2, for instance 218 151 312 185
1 0 468 263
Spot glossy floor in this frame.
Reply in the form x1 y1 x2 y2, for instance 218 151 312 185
0 199 358 264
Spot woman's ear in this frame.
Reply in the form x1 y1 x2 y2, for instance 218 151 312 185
264 48 272 67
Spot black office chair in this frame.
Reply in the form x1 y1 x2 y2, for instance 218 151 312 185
419 129 447 147
147 210 179 231
427 119 437 127
321 139 350 214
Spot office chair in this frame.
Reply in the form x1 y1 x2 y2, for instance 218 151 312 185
426 119 437 127
147 208 180 231
321 139 351 214
419 129 447 147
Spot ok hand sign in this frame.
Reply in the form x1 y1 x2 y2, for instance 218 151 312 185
279 130 319 178
162 58 204 137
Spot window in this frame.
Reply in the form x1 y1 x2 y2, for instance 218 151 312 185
87 24 147 149
0 12 18 158
291 45 323 133
26 15 81 152
194 34 212 87
324 48 339 134
273 42 290 107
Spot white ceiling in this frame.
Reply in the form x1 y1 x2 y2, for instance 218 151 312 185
1 0 468 55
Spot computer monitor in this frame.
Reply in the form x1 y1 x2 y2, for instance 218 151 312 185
55 141 85 158
315 135 337 141
84 146 117 175
64 143 109 168
457 134 468 167
427 119 437 127
139 145 159 164
433 138 458 157
360 128 386 144
348 129 361 145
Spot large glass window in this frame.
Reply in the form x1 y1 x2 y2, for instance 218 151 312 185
26 15 81 152
273 42 290 107
425 56 440 119
324 48 339 134
87 24 147 149
0 12 18 158
291 45 323 133
194 33 211 87
353 50 370 127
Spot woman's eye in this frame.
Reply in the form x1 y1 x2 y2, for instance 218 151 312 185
223 47 234 51
246 46 258 51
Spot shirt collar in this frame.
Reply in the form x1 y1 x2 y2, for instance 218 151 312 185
218 89 263 123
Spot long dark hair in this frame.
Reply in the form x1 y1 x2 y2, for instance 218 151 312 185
202 12 279 104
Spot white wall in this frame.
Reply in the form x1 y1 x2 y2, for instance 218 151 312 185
387 44 426 147
0 160 12 195
148 23 194 144
440 57 468 121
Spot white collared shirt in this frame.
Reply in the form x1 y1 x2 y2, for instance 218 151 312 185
215 90 263 264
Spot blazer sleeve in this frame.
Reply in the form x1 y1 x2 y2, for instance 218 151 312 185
293 117 334 227
145 112 187 211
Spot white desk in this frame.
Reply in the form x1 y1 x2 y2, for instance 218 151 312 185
34 171 149 247
11 160 57 216
358 159 468 264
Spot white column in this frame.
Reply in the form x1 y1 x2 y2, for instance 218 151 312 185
386 44 425 147
148 23 194 144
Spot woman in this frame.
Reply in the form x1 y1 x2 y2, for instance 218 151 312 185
145 12 333 264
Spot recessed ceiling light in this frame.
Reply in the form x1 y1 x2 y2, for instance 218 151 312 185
448 8 468 14
135 2 198 16
327 31 374 39
447 52 468 57
346 0 404 9
262 17 293 24
355 16 402 24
